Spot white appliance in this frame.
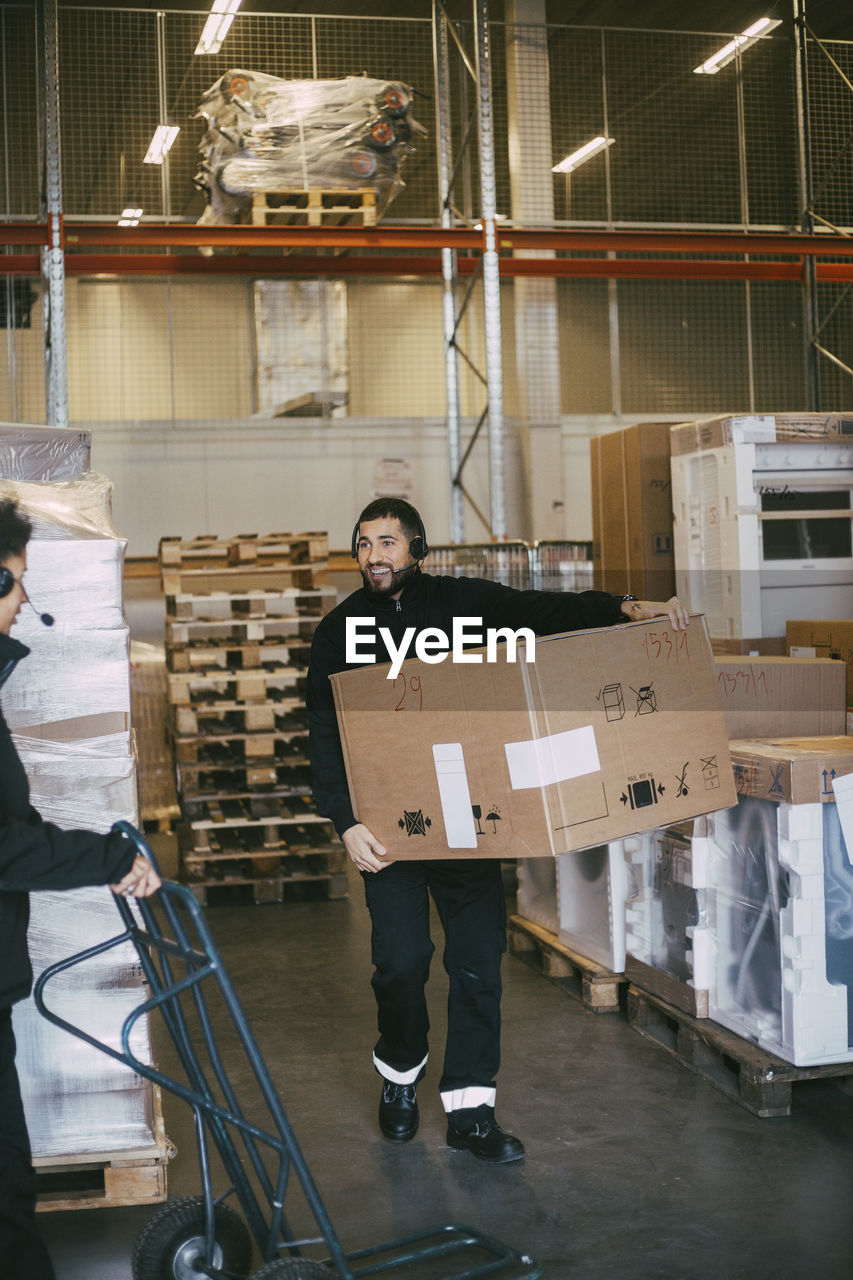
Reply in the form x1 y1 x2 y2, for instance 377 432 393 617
671 416 853 641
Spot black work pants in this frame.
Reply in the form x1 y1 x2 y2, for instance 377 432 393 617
362 858 506 1120
0 1007 56 1280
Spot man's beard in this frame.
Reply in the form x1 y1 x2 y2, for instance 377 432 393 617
360 562 418 596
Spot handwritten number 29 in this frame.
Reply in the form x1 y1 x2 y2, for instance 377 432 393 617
394 673 423 711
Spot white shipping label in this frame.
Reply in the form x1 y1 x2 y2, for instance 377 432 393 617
505 725 601 791
729 416 777 442
432 743 478 849
831 771 853 867
789 645 817 658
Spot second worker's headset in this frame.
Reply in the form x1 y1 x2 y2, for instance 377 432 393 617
351 507 429 564
0 566 54 626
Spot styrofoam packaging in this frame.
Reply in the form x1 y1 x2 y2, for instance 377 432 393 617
623 822 712 995
706 794 853 1066
556 843 627 972
0 423 91 482
516 857 558 934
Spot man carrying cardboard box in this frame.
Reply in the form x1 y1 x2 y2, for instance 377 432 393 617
306 498 687 1164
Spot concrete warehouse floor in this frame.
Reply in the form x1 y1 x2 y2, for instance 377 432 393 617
40 839 853 1280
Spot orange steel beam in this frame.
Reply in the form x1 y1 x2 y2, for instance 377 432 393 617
6 252 853 282
2 222 853 281
65 223 480 251
42 253 811 280
4 222 853 257
496 228 853 256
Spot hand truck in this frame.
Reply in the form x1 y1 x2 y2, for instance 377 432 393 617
35 822 542 1280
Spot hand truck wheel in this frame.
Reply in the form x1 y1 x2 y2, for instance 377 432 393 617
251 1260 333 1278
131 1195 253 1280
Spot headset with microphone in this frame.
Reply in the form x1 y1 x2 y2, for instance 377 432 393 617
0 567 54 626
350 507 429 564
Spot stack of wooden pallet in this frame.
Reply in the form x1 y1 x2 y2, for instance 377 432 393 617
159 531 345 905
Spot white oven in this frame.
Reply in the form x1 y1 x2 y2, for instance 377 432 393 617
672 431 853 642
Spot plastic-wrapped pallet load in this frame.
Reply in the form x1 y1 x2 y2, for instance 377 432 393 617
2 474 161 1162
0 421 90 481
195 69 425 227
706 737 853 1067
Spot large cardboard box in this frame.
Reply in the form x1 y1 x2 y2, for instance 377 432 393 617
787 619 853 709
670 412 853 456
330 616 736 860
590 422 675 601
714 655 847 738
728 736 853 804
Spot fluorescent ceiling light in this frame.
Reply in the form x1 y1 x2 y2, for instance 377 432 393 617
118 207 142 226
194 0 242 56
693 17 782 75
552 136 614 174
143 124 180 165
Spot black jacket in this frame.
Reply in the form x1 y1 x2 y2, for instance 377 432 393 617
306 571 626 838
0 632 136 1010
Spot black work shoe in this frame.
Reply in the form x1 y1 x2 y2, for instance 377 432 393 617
447 1118 525 1163
379 1080 419 1142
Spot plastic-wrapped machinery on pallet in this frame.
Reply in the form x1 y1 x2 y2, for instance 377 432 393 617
194 69 426 226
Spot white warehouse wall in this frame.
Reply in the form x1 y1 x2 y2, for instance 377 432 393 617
90 417 529 557
3 274 668 553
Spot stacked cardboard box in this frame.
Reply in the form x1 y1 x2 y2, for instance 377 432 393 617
159 532 345 904
1 466 163 1182
590 421 676 601
787 619 853 711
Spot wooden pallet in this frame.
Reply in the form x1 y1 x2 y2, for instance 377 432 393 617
624 952 709 1020
161 562 328 598
179 762 312 806
252 188 377 227
186 864 349 907
182 841 344 877
165 587 335 623
626 984 853 1118
166 614 320 648
160 532 328 570
167 664 304 708
507 915 625 1014
34 1087 171 1212
171 695 306 737
180 796 332 850
173 724 307 765
141 801 183 833
166 638 312 673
